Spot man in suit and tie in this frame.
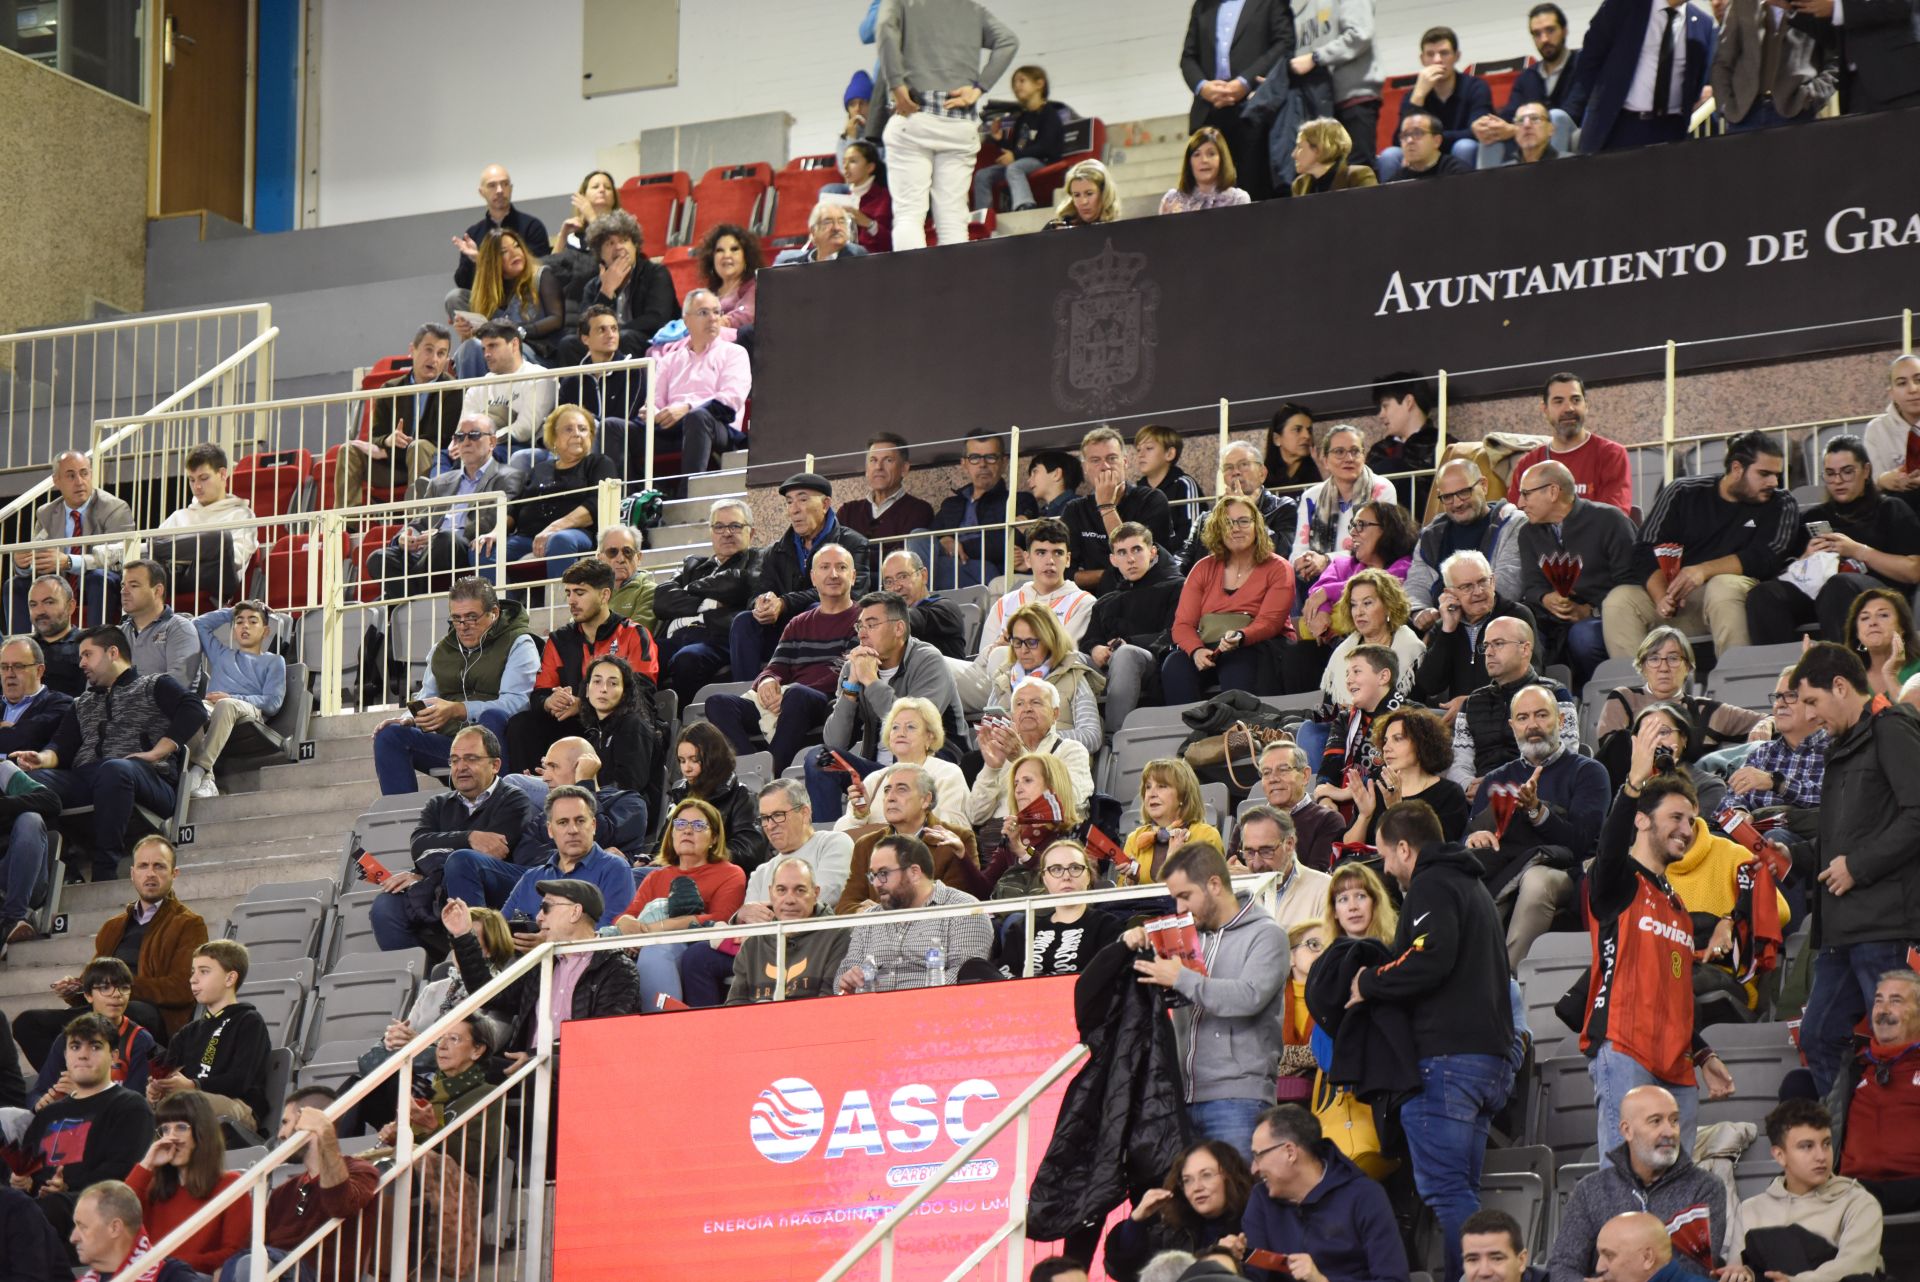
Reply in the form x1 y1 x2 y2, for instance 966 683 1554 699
1786 0 1920 113
362 413 526 600
1180 0 1295 200
337 323 462 508
1712 0 1840 129
9 452 134 634
1571 0 1718 151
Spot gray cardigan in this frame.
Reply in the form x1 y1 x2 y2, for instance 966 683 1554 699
822 637 965 759
1293 0 1382 106
876 0 1019 95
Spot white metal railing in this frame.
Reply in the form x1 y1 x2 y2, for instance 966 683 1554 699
108 872 1284 1282
0 303 273 481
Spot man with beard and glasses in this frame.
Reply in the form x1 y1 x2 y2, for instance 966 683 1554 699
1745 434 1920 645
1603 431 1797 660
1464 684 1611 968
1550 1086 1729 1282
835 834 991 992
1448 617 1577 793
1509 373 1632 514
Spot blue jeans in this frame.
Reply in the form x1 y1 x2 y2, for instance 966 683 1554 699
1589 1040 1698 1161
1803 941 1912 1096
371 709 509 794
1 811 50 923
705 684 832 774
1727 100 1816 132
636 940 691 1010
36 760 177 875
728 612 782 686
1566 618 1608 689
442 848 530 910
972 155 1046 210
680 941 738 1007
1400 1052 1514 1282
1189 1097 1267 1160
541 527 595 582
219 1246 308 1282
912 534 1000 592
1374 136 1478 181
369 889 421 952
805 746 881 824
1160 645 1267 705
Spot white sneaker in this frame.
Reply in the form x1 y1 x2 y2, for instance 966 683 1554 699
192 773 219 799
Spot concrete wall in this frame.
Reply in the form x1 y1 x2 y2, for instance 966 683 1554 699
312 0 1617 226
0 47 146 334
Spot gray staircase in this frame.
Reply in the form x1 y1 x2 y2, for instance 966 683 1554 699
0 707 393 1031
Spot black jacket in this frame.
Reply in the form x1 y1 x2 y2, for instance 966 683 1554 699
452 206 551 291
1356 842 1514 1060
401 779 543 929
1305 935 1420 1103
566 257 677 355
1088 556 1187 655
666 774 770 874
0 687 73 755
1409 598 1539 704
1104 1206 1241 1282
932 481 1011 566
38 632 85 697
557 362 650 425
455 929 639 1052
1179 0 1295 130
1065 485 1173 591
166 1002 272 1125
0 1184 68 1282
750 515 873 620
911 595 969 660
1812 698 1920 947
1028 940 1191 1242
653 548 763 642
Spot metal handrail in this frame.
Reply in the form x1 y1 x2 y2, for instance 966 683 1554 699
0 303 271 345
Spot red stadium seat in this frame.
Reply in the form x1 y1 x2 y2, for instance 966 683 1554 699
348 523 405 602
1379 74 1420 155
783 154 841 172
665 255 705 301
1026 118 1106 207
618 179 683 253
685 165 772 244
232 449 314 524
770 165 844 239
363 355 409 388
1476 68 1522 110
262 531 351 612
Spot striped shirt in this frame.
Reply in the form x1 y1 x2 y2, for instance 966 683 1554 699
756 603 859 694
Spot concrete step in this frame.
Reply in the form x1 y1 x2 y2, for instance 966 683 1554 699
309 707 395 741
688 467 747 500
1110 138 1188 169
185 775 382 824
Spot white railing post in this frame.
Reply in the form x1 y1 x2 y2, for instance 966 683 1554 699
1006 1108 1032 1280
318 510 347 717
1003 425 1022 582
386 1054 416 1281
1217 398 1230 496
522 947 558 1269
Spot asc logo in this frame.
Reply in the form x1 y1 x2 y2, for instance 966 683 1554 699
748 1076 1000 1166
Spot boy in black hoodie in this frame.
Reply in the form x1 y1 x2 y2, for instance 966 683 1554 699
1351 800 1516 1282
145 940 270 1134
15 1013 153 1243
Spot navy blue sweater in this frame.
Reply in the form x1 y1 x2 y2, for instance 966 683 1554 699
1242 1142 1410 1282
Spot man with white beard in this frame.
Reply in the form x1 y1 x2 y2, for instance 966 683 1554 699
1463 684 1611 967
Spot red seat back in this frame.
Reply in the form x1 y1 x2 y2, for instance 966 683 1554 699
687 166 771 244
232 449 314 521
770 167 844 239
665 256 706 301
619 182 681 254
363 356 410 390
1379 74 1420 155
263 532 349 612
1026 118 1107 206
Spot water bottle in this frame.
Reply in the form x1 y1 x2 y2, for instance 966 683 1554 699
924 943 946 987
858 953 878 993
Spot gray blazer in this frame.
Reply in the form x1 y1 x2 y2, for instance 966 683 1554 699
27 489 135 576
1711 0 1838 121
407 461 525 539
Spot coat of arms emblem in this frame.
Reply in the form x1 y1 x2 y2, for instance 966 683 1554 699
1050 240 1159 415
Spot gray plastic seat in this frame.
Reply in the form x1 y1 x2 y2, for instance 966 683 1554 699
301 954 421 1061
227 897 328 964
326 889 383 966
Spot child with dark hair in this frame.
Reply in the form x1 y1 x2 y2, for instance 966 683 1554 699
29 958 155 1105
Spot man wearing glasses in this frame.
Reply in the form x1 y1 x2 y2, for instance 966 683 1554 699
1406 460 1526 632
879 550 968 660
1410 549 1539 710
1744 434 1920 645
1251 741 1344 873
653 499 762 703
1447 616 1578 791
646 289 751 487
1241 1104 1407 1282
596 524 654 633
362 412 526 599
1513 458 1639 686
1228 805 1331 929
1479 102 1564 166
1382 109 1469 182
1177 442 1297 572
1712 668 1827 813
835 833 991 992
926 435 1011 590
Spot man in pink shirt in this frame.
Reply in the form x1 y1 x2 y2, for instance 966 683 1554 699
653 289 751 484
1508 372 1634 515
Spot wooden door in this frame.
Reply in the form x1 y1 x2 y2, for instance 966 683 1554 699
159 0 249 224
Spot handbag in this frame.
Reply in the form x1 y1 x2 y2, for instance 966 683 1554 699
1197 611 1254 647
1182 719 1290 789
1310 1071 1382 1166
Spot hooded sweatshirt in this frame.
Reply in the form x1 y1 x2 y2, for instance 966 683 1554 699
1356 841 1513 1060
1548 1143 1727 1282
1729 1174 1884 1282
726 907 852 1004
1241 1140 1410 1282
1169 896 1289 1104
158 492 259 577
165 1001 272 1125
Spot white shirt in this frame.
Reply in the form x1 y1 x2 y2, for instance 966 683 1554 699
1624 0 1691 114
460 359 557 445
974 580 1095 668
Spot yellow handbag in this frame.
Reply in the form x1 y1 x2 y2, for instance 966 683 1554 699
1310 1071 1398 1180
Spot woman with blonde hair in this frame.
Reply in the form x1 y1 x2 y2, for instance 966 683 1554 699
986 602 1105 754
1121 757 1225 884
1290 118 1379 196
493 402 618 579
455 229 562 376
1159 126 1251 214
1046 159 1121 229
1164 494 1297 703
828 696 969 830
972 751 1085 897
619 795 748 1009
1320 569 1424 703
1323 860 1398 945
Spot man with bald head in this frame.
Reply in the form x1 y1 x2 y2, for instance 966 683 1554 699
444 163 551 318
1465 683 1610 966
726 855 852 1004
1178 440 1297 571
1514 458 1638 685
1550 1085 1729 1281
1593 1212 1688 1282
499 735 651 861
1406 458 1525 626
1449 616 1578 792
9 452 134 633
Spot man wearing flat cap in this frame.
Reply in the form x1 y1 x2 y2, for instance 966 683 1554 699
728 472 871 679
446 877 641 1050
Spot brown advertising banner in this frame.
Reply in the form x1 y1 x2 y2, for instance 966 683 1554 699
750 106 1920 479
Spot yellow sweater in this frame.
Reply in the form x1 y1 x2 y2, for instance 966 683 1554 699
1122 821 1225 883
1668 818 1791 923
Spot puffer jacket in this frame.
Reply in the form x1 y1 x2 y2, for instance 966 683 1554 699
1027 939 1191 1243
1811 696 1920 947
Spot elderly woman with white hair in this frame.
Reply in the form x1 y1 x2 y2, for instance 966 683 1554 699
817 696 969 830
965 676 1095 827
773 202 870 265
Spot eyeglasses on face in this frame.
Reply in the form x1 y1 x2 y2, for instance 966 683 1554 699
1292 934 1325 952
671 818 710 833
1482 638 1524 652
1450 576 1492 594
759 807 798 827
867 866 902 884
1437 484 1480 504
1768 691 1798 706
450 432 493 443
1643 653 1687 668
1348 519 1380 532
1326 446 1364 460
1243 844 1289 862
710 522 749 535
1009 635 1044 651
1042 863 1089 879
601 546 637 559
1224 517 1257 532
1399 128 1435 140
964 452 1002 465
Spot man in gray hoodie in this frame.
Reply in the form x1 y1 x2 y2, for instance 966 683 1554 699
1549 1085 1728 1282
1125 842 1286 1159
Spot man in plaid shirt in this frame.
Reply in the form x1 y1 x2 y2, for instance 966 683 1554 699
1723 668 1829 811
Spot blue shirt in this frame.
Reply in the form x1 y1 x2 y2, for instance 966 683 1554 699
1204 0 1248 92
441 461 494 536
192 609 288 716
500 845 636 928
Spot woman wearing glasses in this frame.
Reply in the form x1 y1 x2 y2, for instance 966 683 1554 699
1592 626 1765 763
616 796 748 1009
983 603 1105 756
995 839 1119 977
1102 1141 1255 1282
1163 494 1297 703
1294 500 1417 649
128 1092 248 1274
1315 569 1424 705
1290 424 1399 590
